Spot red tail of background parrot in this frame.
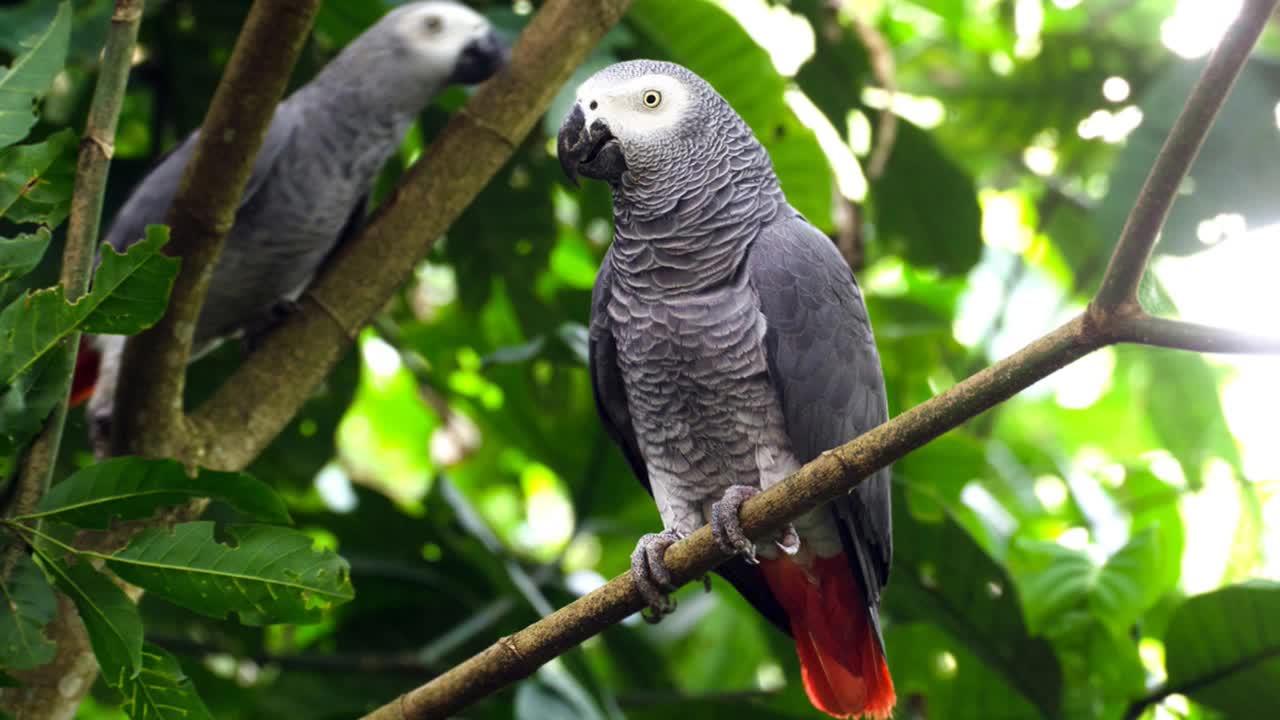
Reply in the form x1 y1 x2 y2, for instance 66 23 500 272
761 554 895 719
69 338 100 407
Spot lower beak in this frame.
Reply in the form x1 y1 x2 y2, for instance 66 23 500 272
557 104 624 185
449 30 507 85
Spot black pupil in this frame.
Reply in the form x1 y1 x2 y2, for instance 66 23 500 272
589 100 598 110
646 93 656 105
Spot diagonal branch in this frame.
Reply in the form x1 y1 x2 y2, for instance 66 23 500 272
187 0 634 471
1091 0 1276 312
110 0 322 459
358 1 1280 718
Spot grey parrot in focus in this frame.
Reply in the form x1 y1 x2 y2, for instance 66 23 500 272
557 61 895 719
83 1 505 448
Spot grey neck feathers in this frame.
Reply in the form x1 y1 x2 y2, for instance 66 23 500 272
609 113 786 295
289 46 439 190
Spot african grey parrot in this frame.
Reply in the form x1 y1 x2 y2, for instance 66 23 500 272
80 1 505 447
557 60 895 719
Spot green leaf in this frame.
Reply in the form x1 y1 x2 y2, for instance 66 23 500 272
0 554 57 670
870 122 983 275
27 457 291 529
106 522 354 625
887 623 1041 720
0 1 70 149
0 130 75 226
0 343 71 461
117 643 213 720
889 486 1062 719
35 553 142 687
1011 529 1174 640
628 0 834 228
0 228 50 284
0 225 178 386
1144 350 1239 487
1162 582 1280 716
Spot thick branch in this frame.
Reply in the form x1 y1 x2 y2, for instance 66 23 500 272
1092 0 1277 310
1114 312 1280 354
111 0 321 459
188 0 634 471
359 316 1102 720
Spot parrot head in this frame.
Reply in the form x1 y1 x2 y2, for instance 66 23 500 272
557 60 752 189
352 2 506 100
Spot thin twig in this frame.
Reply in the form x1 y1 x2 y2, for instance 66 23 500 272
5 0 146 563
111 0 322 459
1122 645 1280 720
1114 312 1280 354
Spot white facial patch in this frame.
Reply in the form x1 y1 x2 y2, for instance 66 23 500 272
575 73 691 144
392 1 491 68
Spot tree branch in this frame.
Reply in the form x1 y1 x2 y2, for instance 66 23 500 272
1091 0 1275 311
111 0 322 459
1 2 145 716
187 0 634 471
358 1 1280 718
1113 311 1280 354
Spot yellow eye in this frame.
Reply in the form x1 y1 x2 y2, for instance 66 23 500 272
642 90 662 108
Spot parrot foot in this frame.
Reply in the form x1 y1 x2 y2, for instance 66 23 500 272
241 299 301 354
776 525 801 555
631 530 681 622
712 485 762 564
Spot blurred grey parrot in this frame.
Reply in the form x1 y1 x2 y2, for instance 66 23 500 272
557 61 895 719
80 1 505 447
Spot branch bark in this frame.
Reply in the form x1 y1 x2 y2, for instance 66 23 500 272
110 0 322 460
359 1 1280 718
187 0 634 471
1 2 145 716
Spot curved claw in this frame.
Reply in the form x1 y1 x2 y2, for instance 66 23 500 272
630 530 681 621
711 485 761 563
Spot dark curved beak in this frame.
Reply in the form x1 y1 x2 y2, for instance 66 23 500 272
449 30 507 85
557 103 625 186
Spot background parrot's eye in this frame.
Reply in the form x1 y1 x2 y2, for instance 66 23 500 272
642 90 662 108
423 15 443 33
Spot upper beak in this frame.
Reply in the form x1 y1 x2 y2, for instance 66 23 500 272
449 29 507 85
557 103 623 186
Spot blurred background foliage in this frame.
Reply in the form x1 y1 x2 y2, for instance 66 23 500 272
5 0 1280 718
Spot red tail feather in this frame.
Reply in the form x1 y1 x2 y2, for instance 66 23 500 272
761 554 895 719
69 338 100 407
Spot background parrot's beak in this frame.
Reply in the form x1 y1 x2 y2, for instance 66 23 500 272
449 29 506 85
557 104 624 185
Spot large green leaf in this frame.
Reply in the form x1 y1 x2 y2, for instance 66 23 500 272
0 1 69 148
26 457 291 529
627 0 834 228
0 228 50 286
35 553 142 687
1011 529 1176 640
117 643 214 720
870 122 982 275
0 225 178 386
887 623 1040 720
0 553 57 670
1162 582 1280 716
0 129 74 226
106 522 353 625
0 337 71 467
888 486 1062 719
